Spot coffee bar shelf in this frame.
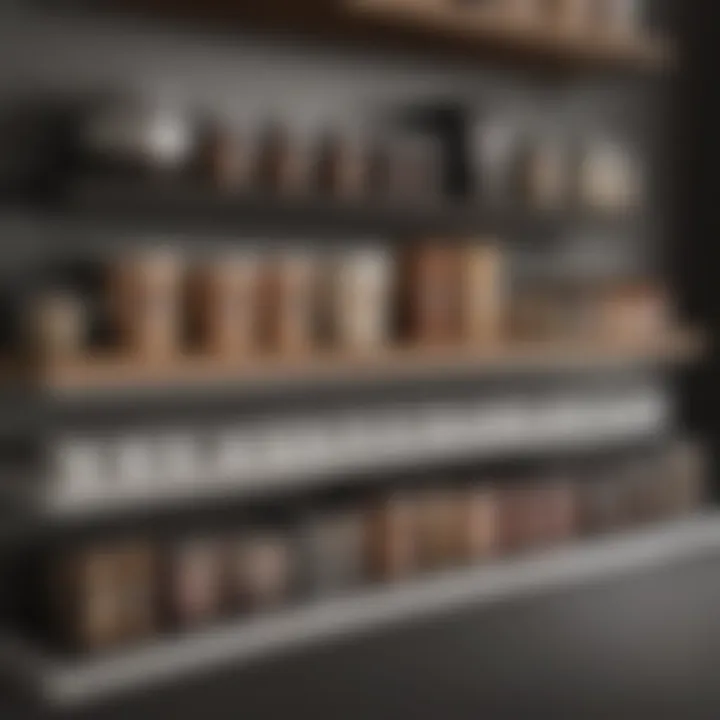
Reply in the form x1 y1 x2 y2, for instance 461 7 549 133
36 329 702 401
119 0 674 73
2 513 714 707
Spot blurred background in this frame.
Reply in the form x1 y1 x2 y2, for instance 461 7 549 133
0 0 717 717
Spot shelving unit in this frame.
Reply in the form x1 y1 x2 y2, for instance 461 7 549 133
0 0 706 711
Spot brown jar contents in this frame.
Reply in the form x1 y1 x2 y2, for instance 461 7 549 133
28 292 87 361
458 487 499 561
162 540 224 629
109 250 183 360
201 127 257 192
317 131 369 200
230 534 292 611
372 135 441 202
402 244 462 345
460 242 505 347
257 124 312 195
498 487 548 553
597 283 668 346
186 255 260 357
366 494 419 582
52 543 155 653
261 254 317 354
302 510 366 594
539 482 577 544
663 443 706 516
534 0 593 27
520 140 570 210
415 490 462 570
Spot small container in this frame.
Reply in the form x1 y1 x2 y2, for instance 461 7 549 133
415 490 462 570
186 254 261 357
578 476 627 534
372 134 441 201
520 139 571 210
317 130 369 200
116 543 155 643
663 443 706 516
201 126 257 191
229 533 292 611
498 486 546 552
261 253 318 354
592 0 643 33
28 292 88 361
402 244 462 345
540 482 577 544
578 141 641 211
108 250 184 360
598 283 668 345
52 547 124 653
257 124 313 195
162 540 225 629
52 543 155 653
471 120 519 205
301 509 366 595
330 248 394 352
365 494 418 582
461 242 505 347
458 487 499 561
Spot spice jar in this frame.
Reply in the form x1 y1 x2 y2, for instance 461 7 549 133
330 248 394 352
592 0 643 33
301 509 366 595
108 249 183 360
230 533 292 611
261 253 317 354
116 543 155 643
499 486 547 552
317 130 369 200
663 443 706 516
52 547 124 653
578 141 641 211
520 138 570 210
365 494 418 582
186 254 260 357
402 244 462 345
458 487 499 562
373 134 441 202
258 123 313 195
461 242 505 347
578 476 627 535
201 125 257 192
162 540 224 629
28 292 88 361
541 482 577 544
598 283 668 345
415 490 462 570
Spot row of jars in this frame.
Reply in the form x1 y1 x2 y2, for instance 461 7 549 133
40 440 702 656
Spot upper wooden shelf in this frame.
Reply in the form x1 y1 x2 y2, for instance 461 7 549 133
346 0 675 71
119 0 675 73
33 328 702 401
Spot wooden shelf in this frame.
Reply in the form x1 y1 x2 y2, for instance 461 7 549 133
116 0 675 73
39 329 703 399
346 0 675 71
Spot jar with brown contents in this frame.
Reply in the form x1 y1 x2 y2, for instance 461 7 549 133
260 254 318 355
186 254 260 358
108 250 184 361
257 124 313 196
457 486 499 562
460 242 505 347
200 125 257 192
365 494 419 582
229 533 293 612
317 130 369 201
402 244 462 345
161 540 224 630
415 490 462 571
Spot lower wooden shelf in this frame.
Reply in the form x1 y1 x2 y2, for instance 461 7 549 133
38 329 703 400
2 512 717 707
